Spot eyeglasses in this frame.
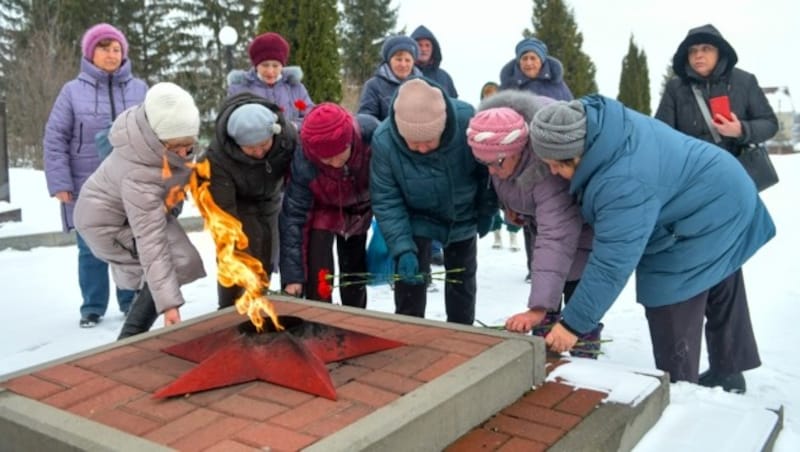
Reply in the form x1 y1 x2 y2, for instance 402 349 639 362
163 139 196 156
475 157 506 168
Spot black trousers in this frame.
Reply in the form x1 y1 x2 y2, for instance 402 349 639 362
645 268 761 383
304 229 367 308
394 236 477 325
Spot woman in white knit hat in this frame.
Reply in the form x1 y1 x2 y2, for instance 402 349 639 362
74 82 206 339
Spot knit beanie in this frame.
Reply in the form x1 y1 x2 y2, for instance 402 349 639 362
144 82 200 141
227 104 281 146
381 35 419 63
248 32 290 66
301 103 354 159
529 100 587 160
393 79 447 143
467 107 529 162
81 23 128 60
515 37 548 62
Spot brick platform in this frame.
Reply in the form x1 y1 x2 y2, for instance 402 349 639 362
0 298 668 451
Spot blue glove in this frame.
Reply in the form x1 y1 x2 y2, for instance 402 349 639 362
397 252 423 285
477 215 493 238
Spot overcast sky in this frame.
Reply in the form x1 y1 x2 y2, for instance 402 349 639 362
393 0 799 113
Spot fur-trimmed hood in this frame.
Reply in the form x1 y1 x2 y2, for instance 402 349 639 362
227 66 305 87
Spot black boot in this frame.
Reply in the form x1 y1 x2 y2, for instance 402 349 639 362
117 284 158 340
698 369 746 394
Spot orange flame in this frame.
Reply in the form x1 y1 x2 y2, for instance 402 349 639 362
162 154 172 179
186 160 282 332
164 185 185 212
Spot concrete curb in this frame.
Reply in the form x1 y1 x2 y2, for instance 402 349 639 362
306 339 536 452
0 217 205 251
0 389 172 452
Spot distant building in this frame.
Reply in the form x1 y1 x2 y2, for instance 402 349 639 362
763 86 795 153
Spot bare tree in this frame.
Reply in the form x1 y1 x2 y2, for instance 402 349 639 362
5 26 77 168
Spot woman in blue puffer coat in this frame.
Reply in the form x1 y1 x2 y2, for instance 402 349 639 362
43 23 147 328
530 95 775 394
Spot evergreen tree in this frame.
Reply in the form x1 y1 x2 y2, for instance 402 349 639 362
526 0 597 97
617 35 651 115
168 0 261 139
660 63 675 99
339 0 397 87
257 0 342 102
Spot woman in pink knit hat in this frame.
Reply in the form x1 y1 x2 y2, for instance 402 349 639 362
44 22 147 328
467 89 600 357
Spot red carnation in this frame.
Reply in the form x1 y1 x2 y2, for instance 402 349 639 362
317 268 333 299
294 99 308 111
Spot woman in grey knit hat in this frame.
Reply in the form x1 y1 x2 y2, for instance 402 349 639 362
529 95 774 394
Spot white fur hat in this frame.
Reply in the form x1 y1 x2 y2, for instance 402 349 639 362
144 82 200 140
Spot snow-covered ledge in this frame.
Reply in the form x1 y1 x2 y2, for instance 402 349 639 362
0 200 21 224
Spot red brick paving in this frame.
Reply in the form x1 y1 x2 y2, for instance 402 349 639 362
0 301 607 451
443 358 609 451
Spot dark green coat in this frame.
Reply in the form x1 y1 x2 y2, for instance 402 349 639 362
369 79 497 259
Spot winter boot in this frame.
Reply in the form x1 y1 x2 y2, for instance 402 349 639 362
117 284 159 340
570 323 604 359
79 313 101 328
698 370 746 394
492 230 503 249
508 231 520 251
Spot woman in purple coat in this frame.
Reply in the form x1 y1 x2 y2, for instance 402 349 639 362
467 90 600 357
43 23 147 328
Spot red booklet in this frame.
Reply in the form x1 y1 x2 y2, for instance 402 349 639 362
709 96 733 122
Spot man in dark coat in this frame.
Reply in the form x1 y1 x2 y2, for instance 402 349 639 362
207 92 296 309
410 25 458 99
655 24 778 155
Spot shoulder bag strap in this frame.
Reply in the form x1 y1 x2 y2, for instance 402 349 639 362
691 85 722 143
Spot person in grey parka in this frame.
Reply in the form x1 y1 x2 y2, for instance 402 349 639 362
466 90 599 357
74 82 206 339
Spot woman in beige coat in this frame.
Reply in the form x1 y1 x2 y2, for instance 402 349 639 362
74 82 206 339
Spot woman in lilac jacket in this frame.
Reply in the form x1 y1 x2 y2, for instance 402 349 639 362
466 90 600 357
43 23 147 328
227 32 314 129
